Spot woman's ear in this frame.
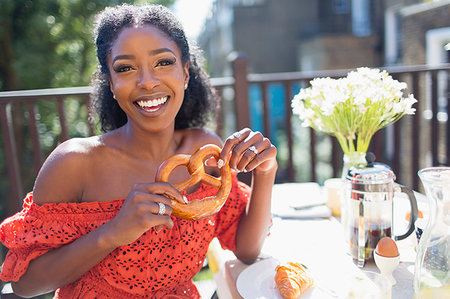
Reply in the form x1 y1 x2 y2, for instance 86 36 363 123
108 77 116 100
183 61 190 90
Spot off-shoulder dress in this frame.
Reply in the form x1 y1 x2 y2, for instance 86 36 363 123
0 174 249 298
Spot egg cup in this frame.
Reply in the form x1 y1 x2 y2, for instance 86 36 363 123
374 251 400 285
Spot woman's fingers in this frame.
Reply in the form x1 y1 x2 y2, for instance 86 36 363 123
134 182 187 204
243 143 277 172
236 140 265 172
218 128 252 167
221 129 261 171
204 156 217 167
124 183 185 228
220 129 277 173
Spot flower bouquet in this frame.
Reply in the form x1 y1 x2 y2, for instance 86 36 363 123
291 67 417 159
292 67 417 224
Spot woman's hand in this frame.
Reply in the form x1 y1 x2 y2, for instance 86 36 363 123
216 129 277 263
217 128 277 174
104 182 187 247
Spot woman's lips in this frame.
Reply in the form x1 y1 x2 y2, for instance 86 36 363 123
135 96 168 112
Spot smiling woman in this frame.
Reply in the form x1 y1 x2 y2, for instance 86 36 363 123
92 5 216 133
0 3 278 299
106 25 189 131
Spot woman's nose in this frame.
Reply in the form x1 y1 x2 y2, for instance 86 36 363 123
137 69 159 89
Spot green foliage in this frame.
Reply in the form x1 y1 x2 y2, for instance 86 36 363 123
193 266 213 281
0 0 175 90
0 0 175 221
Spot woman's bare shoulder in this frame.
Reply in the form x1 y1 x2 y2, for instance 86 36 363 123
32 136 103 204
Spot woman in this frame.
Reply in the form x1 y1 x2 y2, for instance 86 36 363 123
0 4 277 298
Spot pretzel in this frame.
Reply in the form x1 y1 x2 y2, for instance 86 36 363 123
155 144 232 220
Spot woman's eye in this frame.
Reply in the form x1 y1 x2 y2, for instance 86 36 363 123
114 65 133 73
156 58 175 67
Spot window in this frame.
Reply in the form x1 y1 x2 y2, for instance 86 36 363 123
333 0 350 14
352 0 370 36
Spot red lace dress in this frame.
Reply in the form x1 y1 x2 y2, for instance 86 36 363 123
0 174 250 298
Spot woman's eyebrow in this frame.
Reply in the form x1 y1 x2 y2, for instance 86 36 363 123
112 48 175 64
149 48 175 56
112 54 135 64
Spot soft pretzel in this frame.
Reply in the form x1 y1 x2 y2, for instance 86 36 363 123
155 144 232 220
275 262 314 299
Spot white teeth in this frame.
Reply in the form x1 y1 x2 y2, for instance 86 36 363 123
137 96 168 108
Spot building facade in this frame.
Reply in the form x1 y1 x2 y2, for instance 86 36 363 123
198 0 450 183
198 0 449 75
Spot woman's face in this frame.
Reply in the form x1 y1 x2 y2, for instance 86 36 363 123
107 25 189 132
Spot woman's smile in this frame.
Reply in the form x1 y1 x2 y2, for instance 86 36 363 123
107 25 189 128
135 95 169 114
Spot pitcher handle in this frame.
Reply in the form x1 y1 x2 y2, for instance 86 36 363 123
395 185 418 240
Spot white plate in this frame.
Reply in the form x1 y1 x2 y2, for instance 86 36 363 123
236 258 333 299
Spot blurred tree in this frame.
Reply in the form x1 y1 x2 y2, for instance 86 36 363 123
0 0 175 91
0 0 175 220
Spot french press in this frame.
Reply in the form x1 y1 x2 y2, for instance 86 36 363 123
345 153 418 267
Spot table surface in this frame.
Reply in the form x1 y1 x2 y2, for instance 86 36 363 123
210 182 418 299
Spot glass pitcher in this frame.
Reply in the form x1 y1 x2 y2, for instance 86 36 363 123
345 154 418 267
414 167 450 298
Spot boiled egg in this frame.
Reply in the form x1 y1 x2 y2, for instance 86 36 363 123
375 237 399 257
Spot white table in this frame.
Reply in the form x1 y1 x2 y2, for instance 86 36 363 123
209 183 418 299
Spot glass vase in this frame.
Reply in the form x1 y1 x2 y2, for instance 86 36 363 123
341 151 367 179
340 152 367 242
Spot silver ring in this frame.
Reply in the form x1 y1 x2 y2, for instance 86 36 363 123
248 145 258 155
233 132 242 140
157 202 165 215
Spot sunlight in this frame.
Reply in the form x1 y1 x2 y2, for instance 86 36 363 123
172 0 213 39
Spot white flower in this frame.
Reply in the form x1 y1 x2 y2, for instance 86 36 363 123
321 101 336 116
313 117 324 131
291 68 417 155
403 94 418 114
393 101 404 114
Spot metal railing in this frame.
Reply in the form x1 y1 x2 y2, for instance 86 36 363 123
1 59 449 217
226 58 450 187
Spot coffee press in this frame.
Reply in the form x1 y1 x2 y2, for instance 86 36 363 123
345 153 418 267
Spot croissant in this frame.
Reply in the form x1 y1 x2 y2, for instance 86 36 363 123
274 262 314 299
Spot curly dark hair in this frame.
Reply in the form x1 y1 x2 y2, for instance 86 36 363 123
90 4 217 132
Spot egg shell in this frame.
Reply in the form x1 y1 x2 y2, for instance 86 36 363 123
375 237 399 257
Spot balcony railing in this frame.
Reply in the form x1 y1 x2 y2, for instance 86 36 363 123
1 58 449 217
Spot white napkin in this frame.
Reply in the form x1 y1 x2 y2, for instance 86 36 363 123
271 183 332 219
